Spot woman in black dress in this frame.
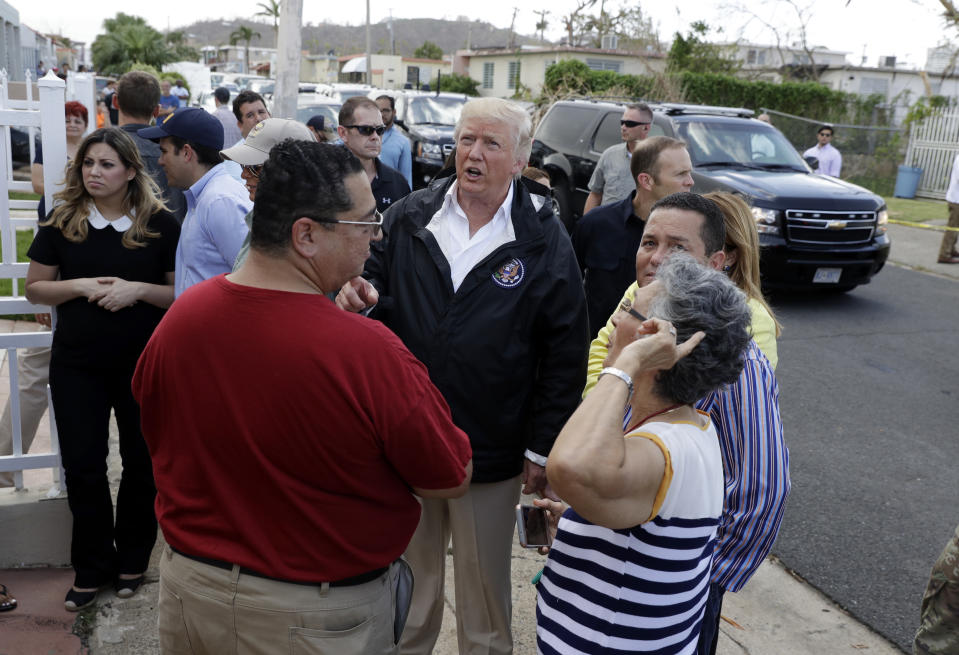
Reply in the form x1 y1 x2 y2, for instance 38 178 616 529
25 128 179 611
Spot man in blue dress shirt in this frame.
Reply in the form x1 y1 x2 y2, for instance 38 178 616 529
140 108 251 297
376 95 412 188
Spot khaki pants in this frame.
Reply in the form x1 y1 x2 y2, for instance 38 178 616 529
158 546 399 655
400 476 521 655
939 202 959 261
0 346 51 487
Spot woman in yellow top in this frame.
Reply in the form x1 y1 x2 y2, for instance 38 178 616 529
586 192 781 394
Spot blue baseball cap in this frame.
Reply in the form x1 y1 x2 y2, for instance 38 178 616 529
138 107 224 150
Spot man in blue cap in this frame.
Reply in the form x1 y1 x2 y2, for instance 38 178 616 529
140 107 252 297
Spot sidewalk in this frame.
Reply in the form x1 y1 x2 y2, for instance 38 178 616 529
2 217 951 654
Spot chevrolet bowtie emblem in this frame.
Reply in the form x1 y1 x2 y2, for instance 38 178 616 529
826 220 847 230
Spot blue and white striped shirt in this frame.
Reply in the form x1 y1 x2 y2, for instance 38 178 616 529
695 339 790 591
537 418 723 654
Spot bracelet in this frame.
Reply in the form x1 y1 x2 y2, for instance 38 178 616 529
599 367 634 399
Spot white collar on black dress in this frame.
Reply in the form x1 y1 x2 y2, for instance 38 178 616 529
87 205 133 232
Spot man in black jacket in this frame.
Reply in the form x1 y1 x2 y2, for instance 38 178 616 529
337 96 410 213
113 71 186 222
337 97 588 655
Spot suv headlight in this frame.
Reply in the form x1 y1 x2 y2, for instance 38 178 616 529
417 142 443 161
751 206 781 236
876 207 888 235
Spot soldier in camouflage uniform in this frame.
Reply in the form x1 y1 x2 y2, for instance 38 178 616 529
914 523 959 655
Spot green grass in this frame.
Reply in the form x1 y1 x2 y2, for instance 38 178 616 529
0 229 39 320
882 196 946 224
9 191 40 201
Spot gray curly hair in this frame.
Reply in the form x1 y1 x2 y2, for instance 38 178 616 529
648 254 752 404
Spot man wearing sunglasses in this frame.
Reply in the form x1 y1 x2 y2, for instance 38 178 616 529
134 141 473 654
338 97 411 213
803 124 841 178
582 102 653 215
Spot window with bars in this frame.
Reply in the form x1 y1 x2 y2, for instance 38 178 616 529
508 61 521 89
483 62 494 89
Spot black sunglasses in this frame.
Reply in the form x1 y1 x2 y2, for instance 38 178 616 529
242 164 262 178
621 120 650 128
343 124 386 137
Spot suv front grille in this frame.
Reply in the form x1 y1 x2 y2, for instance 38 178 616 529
442 144 454 156
785 209 876 245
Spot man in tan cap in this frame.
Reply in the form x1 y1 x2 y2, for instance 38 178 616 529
221 118 317 269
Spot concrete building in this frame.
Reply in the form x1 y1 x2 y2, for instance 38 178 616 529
726 41 849 82
337 53 451 89
454 45 666 98
0 0 23 80
301 52 338 85
201 44 277 74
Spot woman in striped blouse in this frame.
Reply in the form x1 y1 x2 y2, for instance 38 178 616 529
536 255 752 655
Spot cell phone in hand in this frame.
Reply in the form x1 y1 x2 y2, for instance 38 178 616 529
516 504 552 549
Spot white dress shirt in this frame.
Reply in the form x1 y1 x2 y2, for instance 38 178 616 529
425 181 516 292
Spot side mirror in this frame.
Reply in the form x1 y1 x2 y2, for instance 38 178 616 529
804 155 819 170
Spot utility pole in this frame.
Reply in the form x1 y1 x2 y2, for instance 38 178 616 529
365 0 372 86
273 0 303 119
389 9 395 56
534 10 548 44
508 8 519 49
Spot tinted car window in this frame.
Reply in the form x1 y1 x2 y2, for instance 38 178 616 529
407 96 466 126
537 105 596 149
296 104 340 128
677 120 807 167
591 111 622 153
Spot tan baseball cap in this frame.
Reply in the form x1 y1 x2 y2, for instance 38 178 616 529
220 118 316 165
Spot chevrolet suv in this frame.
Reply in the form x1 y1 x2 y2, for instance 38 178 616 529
376 90 471 189
529 99 890 291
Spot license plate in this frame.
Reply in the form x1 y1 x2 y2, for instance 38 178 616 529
813 267 842 283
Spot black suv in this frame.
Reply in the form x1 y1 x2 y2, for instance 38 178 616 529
529 99 890 291
386 91 470 189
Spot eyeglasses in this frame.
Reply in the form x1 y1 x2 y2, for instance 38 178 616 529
313 209 384 236
342 124 386 137
621 120 650 128
241 164 262 178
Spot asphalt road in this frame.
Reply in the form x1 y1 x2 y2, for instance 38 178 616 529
770 264 959 652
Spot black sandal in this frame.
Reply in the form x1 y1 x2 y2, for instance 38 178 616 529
64 587 100 612
0 584 17 612
115 575 145 599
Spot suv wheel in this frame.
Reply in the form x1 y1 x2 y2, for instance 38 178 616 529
551 181 573 232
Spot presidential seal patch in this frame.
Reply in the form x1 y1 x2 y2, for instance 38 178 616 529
492 258 525 288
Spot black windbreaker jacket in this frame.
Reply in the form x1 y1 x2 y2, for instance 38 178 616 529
365 175 589 483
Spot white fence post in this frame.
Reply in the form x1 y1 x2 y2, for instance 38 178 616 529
68 71 96 137
38 71 66 220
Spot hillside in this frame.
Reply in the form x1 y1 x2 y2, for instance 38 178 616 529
178 16 541 58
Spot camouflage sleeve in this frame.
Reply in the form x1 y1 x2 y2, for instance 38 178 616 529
914 523 959 655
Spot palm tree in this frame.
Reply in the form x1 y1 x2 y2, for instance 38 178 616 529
92 22 175 76
255 0 280 46
229 25 262 74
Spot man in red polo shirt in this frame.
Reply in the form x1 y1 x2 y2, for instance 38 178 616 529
133 141 472 654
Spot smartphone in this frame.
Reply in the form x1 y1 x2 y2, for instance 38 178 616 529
516 504 552 549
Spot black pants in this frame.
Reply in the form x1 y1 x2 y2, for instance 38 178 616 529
696 582 724 655
50 362 157 588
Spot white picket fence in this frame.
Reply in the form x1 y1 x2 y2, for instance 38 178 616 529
904 110 959 200
0 68 64 491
